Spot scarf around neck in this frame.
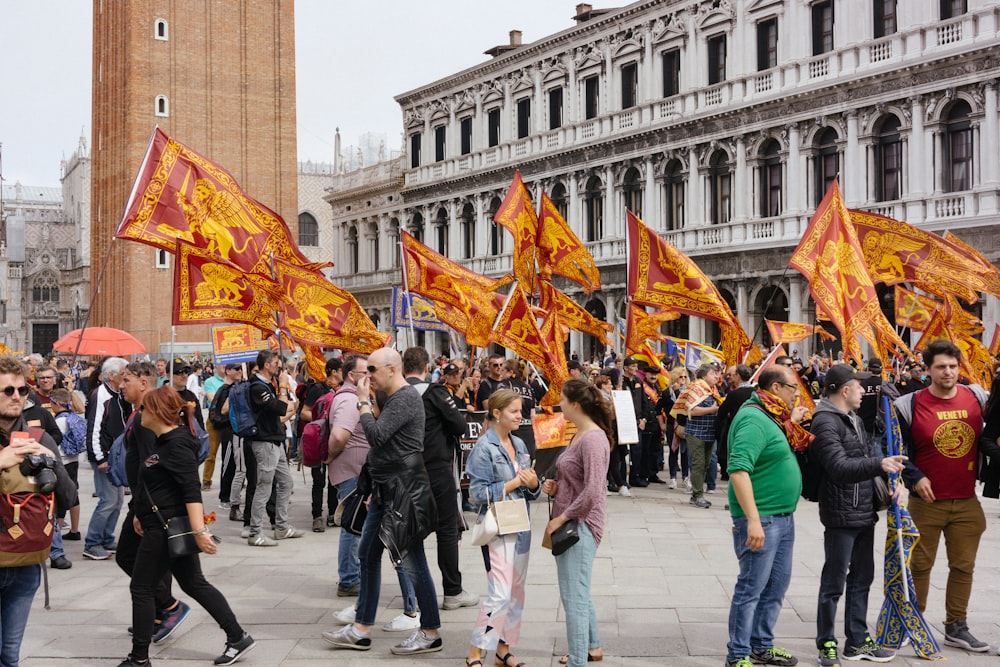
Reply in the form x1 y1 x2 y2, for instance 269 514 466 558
754 388 814 452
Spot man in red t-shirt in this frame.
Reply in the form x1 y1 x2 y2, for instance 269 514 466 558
895 339 1000 653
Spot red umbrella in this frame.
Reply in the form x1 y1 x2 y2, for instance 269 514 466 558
52 327 147 356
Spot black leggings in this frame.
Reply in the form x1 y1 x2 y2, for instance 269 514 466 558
130 518 243 660
217 431 235 505
116 510 175 615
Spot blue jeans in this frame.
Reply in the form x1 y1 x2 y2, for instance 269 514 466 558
706 446 718 491
555 522 600 667
334 477 361 587
355 498 439 629
50 518 64 560
85 462 123 550
816 525 876 649
0 564 41 667
726 514 795 661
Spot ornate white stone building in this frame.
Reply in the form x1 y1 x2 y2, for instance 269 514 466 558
330 0 1000 359
0 136 92 354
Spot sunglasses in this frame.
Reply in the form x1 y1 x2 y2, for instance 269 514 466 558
491 362 503 367
2 385 31 397
367 363 393 374
36 376 56 382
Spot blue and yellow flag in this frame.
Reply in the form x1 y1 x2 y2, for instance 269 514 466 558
391 287 448 333
875 395 943 660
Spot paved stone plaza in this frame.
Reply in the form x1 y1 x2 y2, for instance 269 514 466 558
20 468 1000 666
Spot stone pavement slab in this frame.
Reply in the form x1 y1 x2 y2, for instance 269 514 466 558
19 466 1000 666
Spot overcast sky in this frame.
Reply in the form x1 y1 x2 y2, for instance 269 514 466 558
0 1 578 187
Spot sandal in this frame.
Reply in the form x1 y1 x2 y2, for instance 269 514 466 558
495 650 527 667
559 651 603 664
466 660 483 667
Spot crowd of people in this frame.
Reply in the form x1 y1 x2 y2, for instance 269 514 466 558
1 337 999 667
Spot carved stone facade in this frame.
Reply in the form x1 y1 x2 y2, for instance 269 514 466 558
0 136 91 354
330 1 1000 359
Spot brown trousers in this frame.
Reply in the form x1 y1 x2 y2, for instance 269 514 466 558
907 494 986 624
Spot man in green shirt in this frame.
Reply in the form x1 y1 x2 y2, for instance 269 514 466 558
725 364 808 667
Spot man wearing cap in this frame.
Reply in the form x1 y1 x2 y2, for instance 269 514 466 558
856 359 888 447
620 357 647 487
440 362 471 408
169 359 206 433
209 364 244 521
810 364 906 665
894 340 1000 653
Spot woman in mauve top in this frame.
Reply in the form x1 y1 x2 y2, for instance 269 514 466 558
542 378 612 667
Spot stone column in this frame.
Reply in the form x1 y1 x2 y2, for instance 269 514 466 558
448 200 460 260
983 81 999 186
734 136 748 221
737 282 749 336
908 96 927 196
845 110 861 205
565 56 578 124
568 174 582 237
787 123 803 213
787 276 802 324
475 194 490 260
533 66 544 135
644 156 656 222
604 164 616 236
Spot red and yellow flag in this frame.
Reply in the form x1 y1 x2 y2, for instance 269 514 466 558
494 171 539 295
765 320 836 344
626 210 750 364
850 209 994 303
494 287 567 406
538 281 613 347
172 240 283 334
303 346 328 382
942 231 1000 275
401 231 509 347
275 260 388 353
893 286 939 330
789 180 910 364
625 303 675 358
537 192 600 293
990 324 1000 358
117 128 328 276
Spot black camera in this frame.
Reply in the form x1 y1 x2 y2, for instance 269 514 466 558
20 453 57 494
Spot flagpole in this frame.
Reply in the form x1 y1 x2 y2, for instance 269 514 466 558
268 251 286 361
398 237 416 347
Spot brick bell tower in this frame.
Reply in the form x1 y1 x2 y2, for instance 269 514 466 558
90 1 297 353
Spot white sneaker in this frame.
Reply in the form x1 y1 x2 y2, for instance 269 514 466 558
274 526 305 540
684 477 692 491
333 604 356 624
382 613 420 632
668 478 677 489
618 486 632 497
240 526 251 538
441 589 479 610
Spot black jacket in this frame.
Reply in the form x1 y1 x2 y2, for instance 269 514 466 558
373 452 437 566
249 375 287 443
810 400 883 529
407 378 466 472
134 427 202 524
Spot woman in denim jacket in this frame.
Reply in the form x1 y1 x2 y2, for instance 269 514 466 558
464 389 540 667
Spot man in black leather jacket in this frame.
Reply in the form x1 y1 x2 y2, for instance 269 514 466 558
809 364 905 666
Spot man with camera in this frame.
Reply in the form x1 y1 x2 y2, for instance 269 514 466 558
0 355 76 667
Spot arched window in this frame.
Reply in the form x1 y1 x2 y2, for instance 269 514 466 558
347 227 359 274
461 203 475 259
410 212 424 243
155 95 169 117
710 151 731 225
814 127 839 205
550 182 568 219
622 167 643 218
298 212 318 247
874 115 902 201
32 272 60 303
943 101 972 192
489 197 505 255
154 18 168 40
759 139 782 217
584 176 604 242
664 159 685 231
435 207 449 256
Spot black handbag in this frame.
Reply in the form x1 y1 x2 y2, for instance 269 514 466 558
143 486 201 558
872 475 892 513
550 519 580 556
338 487 369 536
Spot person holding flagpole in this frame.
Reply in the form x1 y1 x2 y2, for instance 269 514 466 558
810 364 906 665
